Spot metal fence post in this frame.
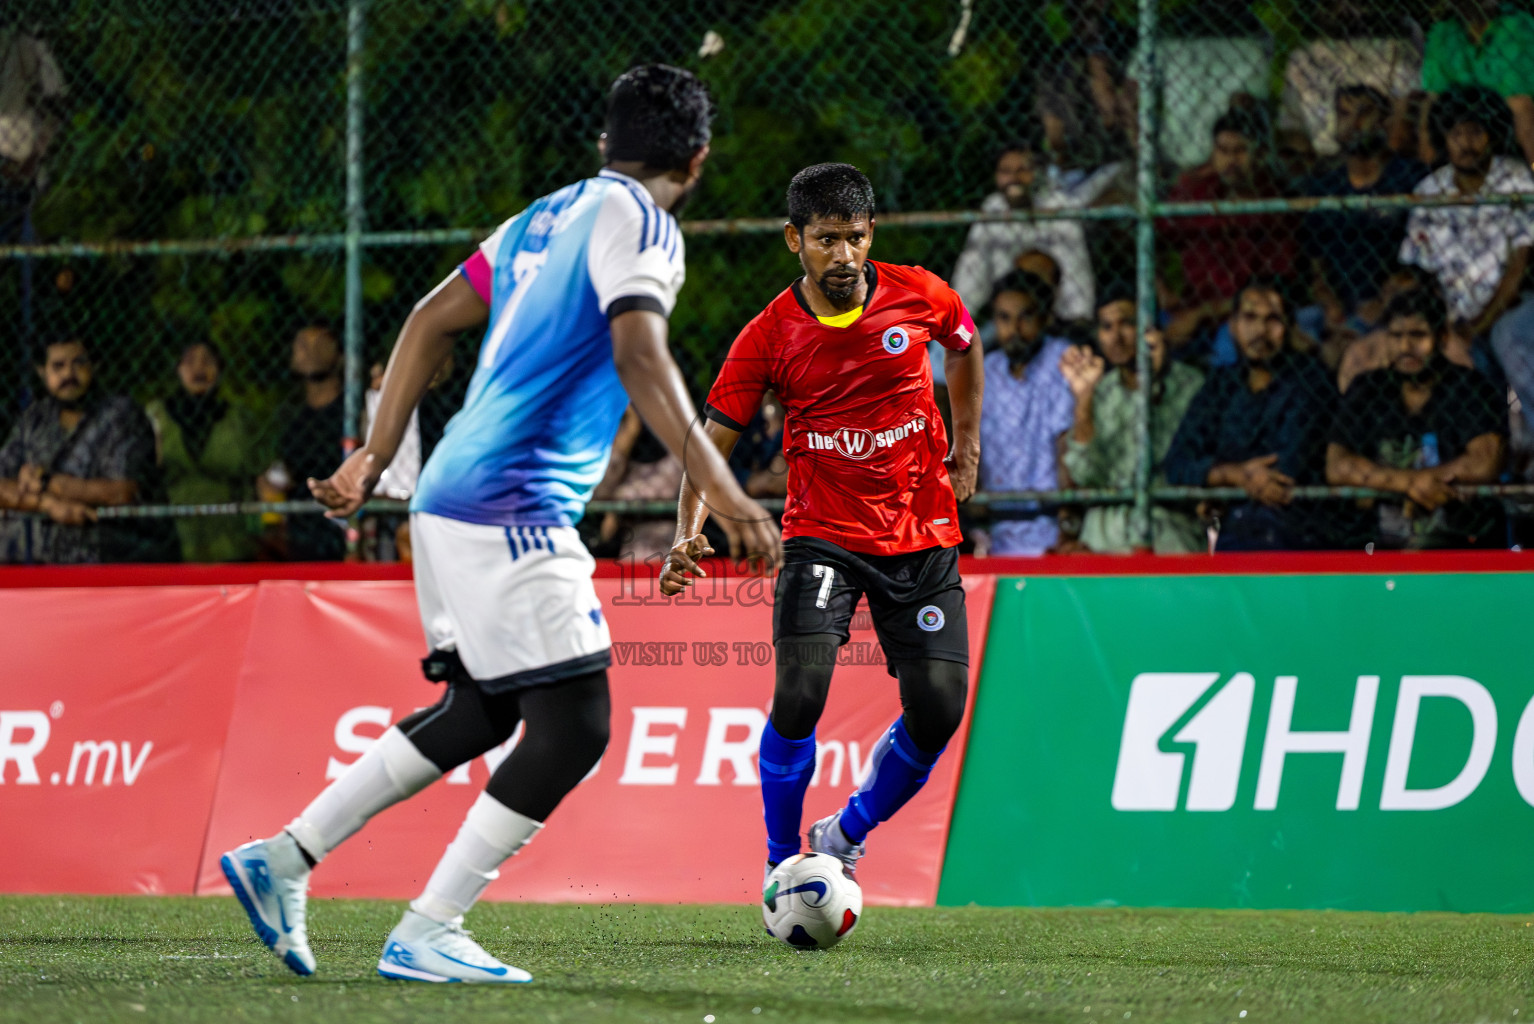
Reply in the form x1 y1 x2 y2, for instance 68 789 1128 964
1132 0 1158 550
342 0 368 556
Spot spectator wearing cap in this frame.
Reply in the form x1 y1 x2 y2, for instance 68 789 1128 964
1162 108 1299 311
977 271 1076 556
1328 286 1507 548
1301 86 1427 331
0 336 177 563
1058 286 1205 554
144 341 262 562
1419 0 1534 166
1398 85 1534 432
1164 278 1335 550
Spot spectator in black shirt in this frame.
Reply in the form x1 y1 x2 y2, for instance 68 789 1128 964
0 336 177 563
1301 85 1427 330
1165 278 1336 550
1328 287 1506 548
266 324 346 560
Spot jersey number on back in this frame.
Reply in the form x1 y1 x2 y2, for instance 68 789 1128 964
480 250 550 369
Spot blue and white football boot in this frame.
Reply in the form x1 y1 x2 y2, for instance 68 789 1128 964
377 910 533 984
808 811 865 882
220 833 316 976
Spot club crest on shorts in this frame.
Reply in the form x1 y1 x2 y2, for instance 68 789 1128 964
916 605 944 632
881 326 911 355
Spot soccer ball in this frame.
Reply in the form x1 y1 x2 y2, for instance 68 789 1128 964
761 853 862 949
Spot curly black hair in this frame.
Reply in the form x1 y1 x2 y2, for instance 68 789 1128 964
786 163 876 230
1433 84 1514 155
604 64 714 173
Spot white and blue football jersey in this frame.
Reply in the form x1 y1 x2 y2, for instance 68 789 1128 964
412 169 685 527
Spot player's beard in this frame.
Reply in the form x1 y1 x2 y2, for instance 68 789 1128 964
819 268 860 304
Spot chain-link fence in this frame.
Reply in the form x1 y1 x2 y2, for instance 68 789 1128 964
2 0 1534 563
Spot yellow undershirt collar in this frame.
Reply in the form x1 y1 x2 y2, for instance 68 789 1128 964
816 305 864 328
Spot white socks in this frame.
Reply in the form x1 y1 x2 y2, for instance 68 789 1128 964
410 792 543 924
280 728 541 923
285 726 440 863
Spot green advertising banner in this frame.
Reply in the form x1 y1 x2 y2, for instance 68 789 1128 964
940 573 1534 912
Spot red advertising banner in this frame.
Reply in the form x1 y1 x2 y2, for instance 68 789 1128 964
198 574 995 907
0 585 257 894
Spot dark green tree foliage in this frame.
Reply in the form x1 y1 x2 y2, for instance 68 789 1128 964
5 0 1046 432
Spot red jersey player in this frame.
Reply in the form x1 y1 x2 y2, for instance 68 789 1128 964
661 163 984 909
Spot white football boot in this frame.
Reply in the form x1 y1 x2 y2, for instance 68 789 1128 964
808 811 865 882
376 910 532 984
220 833 316 976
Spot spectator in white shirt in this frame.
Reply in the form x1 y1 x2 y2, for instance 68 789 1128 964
1398 85 1534 430
949 137 1122 330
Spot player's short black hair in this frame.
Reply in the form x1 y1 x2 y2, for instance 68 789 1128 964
604 64 714 173
786 163 876 230
1433 83 1512 151
34 334 91 366
1383 283 1449 338
991 269 1055 318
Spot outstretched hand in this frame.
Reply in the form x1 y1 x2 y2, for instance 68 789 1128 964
309 448 384 519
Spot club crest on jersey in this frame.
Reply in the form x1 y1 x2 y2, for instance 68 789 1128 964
881 326 911 355
917 605 945 632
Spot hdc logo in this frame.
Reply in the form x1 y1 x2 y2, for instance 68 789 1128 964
1111 672 1534 813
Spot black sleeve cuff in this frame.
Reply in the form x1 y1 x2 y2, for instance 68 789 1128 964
703 403 748 431
606 295 668 320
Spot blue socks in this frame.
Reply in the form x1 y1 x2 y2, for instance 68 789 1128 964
759 720 817 864
839 717 943 844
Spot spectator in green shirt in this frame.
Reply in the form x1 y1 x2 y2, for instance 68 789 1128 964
1419 0 1534 165
1059 288 1206 554
144 341 262 562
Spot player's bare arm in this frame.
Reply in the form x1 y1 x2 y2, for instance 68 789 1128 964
661 417 741 595
610 309 781 573
310 274 488 518
944 334 984 503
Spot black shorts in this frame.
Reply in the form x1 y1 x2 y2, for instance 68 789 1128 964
772 536 968 676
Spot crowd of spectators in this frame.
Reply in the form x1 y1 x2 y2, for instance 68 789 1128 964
5 1 1534 561
959 0 1534 556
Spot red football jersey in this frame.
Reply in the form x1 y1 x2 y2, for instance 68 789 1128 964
705 261 976 555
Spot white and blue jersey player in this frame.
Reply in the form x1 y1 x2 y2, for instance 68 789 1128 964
218 65 779 986
406 163 690 688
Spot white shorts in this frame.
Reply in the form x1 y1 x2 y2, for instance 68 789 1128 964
410 512 612 691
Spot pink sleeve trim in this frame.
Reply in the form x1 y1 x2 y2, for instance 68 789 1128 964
459 251 493 305
942 306 976 351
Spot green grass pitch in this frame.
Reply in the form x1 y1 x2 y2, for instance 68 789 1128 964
3 896 1532 1023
